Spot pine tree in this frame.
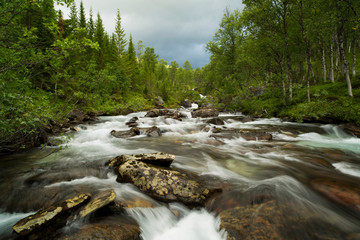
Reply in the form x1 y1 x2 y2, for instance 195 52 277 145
114 9 127 58
126 34 140 89
79 1 86 29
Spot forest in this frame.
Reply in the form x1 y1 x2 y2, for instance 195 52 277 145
1 0 360 153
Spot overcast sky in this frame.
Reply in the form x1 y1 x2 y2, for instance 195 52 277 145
57 0 244 68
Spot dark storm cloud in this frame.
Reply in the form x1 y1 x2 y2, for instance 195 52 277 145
58 0 244 68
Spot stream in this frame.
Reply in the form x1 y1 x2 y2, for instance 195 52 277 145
1 107 360 239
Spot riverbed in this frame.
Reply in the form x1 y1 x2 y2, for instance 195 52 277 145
1 108 360 239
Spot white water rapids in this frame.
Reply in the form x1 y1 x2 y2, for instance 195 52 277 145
1 109 360 239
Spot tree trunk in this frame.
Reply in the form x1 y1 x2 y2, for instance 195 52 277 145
282 2 292 101
330 36 335 83
338 24 353 97
299 0 311 102
320 40 327 82
352 37 356 77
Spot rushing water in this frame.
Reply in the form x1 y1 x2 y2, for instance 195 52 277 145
1 108 360 239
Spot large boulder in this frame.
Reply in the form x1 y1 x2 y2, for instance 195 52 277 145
191 108 219 118
12 193 90 238
116 160 213 207
311 178 360 214
107 152 175 168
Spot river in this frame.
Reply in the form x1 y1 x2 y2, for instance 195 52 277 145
1 107 360 239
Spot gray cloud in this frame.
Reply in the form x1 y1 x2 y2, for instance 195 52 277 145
58 0 244 68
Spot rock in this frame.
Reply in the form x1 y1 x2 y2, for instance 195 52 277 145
341 123 360 138
144 109 186 120
126 117 139 128
181 99 192 108
67 109 86 124
58 222 140 240
146 126 162 137
191 108 219 118
206 118 225 125
107 152 175 168
311 178 360 214
155 96 164 107
219 200 346 240
70 126 80 132
70 190 116 221
13 193 90 238
111 127 140 138
117 160 213 207
210 129 272 141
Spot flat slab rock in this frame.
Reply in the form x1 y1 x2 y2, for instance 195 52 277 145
70 190 116 221
116 160 212 207
13 193 90 237
107 152 175 168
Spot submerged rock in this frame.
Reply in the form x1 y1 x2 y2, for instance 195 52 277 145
116 160 213 207
219 200 346 240
341 123 360 138
13 193 90 238
58 222 140 240
311 178 360 214
210 129 272 141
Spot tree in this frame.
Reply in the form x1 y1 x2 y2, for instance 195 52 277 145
114 9 127 59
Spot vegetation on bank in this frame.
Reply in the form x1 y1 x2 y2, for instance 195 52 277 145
200 0 360 124
1 0 360 153
0 0 201 152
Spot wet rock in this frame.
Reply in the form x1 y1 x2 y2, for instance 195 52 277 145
107 152 175 168
206 118 225 125
70 126 80 132
111 127 140 138
146 126 162 137
117 160 213 207
210 129 272 141
58 222 140 240
191 108 219 118
311 178 360 214
144 109 186 120
181 99 192 108
341 123 360 138
13 193 90 238
67 109 86 124
219 200 346 240
126 117 139 128
24 168 103 186
70 190 116 221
